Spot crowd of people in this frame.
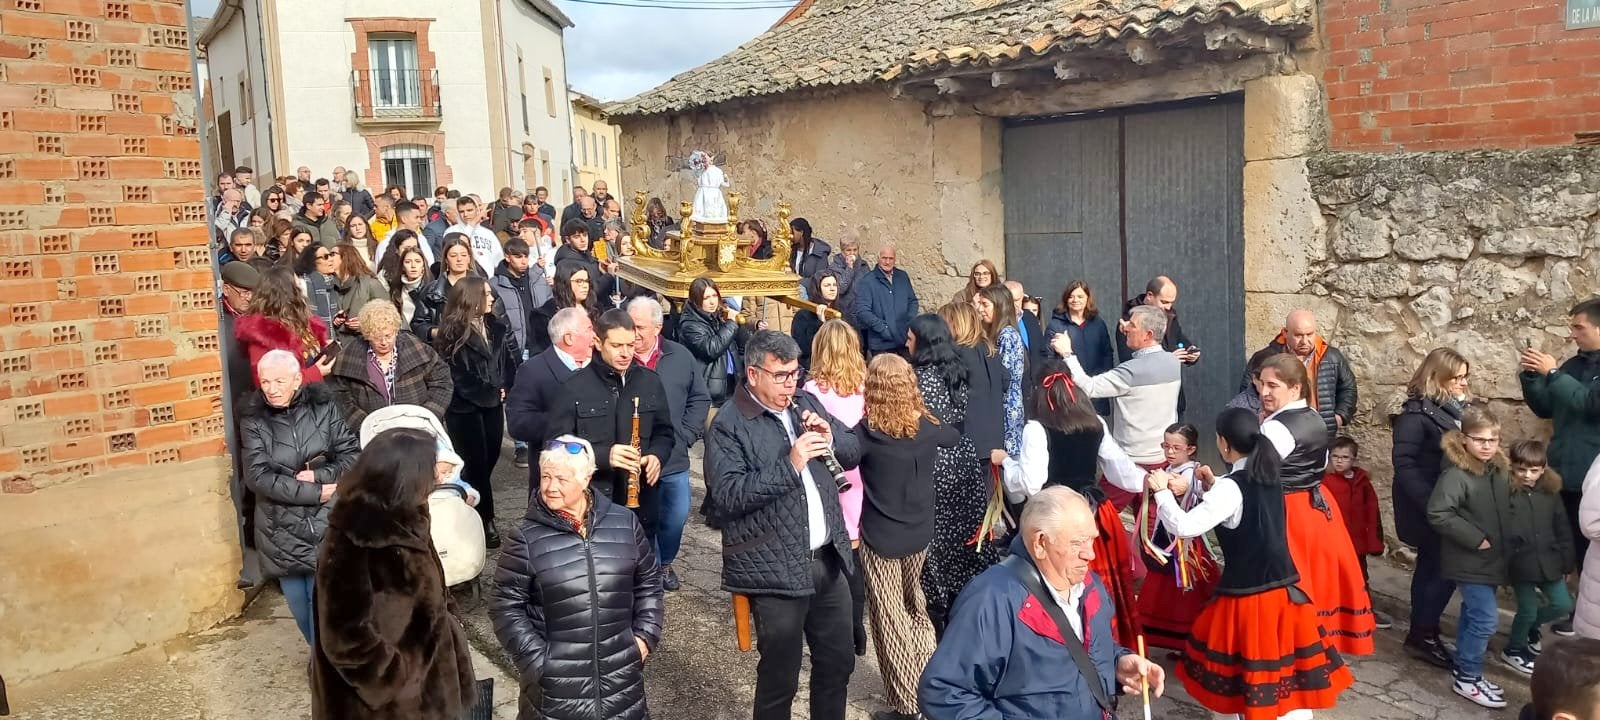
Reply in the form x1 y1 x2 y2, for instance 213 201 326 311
206 164 1600 720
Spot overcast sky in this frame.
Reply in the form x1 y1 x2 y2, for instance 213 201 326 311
189 0 785 102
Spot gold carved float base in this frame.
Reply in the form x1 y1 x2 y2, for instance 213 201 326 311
619 194 803 302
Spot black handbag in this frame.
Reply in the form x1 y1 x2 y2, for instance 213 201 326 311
1000 554 1116 712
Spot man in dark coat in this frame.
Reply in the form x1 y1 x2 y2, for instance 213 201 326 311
291 190 341 248
507 308 595 483
628 297 709 591
1234 309 1357 440
218 261 261 589
1520 297 1600 635
827 236 871 326
705 330 862 720
854 244 919 357
1117 276 1198 414
920 487 1162 719
1006 280 1049 390
543 310 675 540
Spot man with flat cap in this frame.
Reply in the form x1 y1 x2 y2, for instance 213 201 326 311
218 261 263 589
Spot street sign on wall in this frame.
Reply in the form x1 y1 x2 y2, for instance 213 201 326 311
1571 0 1600 29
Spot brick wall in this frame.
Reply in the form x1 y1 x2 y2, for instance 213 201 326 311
1323 0 1600 151
0 0 226 485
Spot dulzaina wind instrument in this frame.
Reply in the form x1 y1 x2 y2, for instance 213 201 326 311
625 396 641 508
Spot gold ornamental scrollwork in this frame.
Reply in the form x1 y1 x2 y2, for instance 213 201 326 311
628 190 669 260
736 201 791 272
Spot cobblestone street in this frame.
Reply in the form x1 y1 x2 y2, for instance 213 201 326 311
6 443 1542 719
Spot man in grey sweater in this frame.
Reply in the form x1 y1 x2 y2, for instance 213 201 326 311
1052 304 1180 468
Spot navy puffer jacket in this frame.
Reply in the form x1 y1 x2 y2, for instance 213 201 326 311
490 491 664 720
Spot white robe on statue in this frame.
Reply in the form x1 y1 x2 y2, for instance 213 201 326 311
691 164 728 223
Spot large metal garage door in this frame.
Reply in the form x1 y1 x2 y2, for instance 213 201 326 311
1002 97 1246 455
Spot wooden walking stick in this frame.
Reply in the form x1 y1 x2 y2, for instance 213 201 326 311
625 397 641 508
733 593 753 652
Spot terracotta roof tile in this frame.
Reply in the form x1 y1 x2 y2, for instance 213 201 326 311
609 0 1312 118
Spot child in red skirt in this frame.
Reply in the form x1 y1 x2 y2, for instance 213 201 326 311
1321 437 1395 630
1156 407 1353 720
1106 423 1221 652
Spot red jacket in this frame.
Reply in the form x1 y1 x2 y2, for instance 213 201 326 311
234 313 330 384
1323 468 1384 555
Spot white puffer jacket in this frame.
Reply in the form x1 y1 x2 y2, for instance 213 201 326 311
1575 456 1600 639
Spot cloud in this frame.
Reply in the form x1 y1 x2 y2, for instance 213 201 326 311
554 1 786 101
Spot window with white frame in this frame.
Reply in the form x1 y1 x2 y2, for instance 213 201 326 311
368 34 420 108
600 135 607 169
381 144 434 199
580 128 589 166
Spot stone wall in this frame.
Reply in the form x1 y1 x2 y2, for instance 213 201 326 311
1305 147 1600 548
616 88 1004 302
0 1 241 681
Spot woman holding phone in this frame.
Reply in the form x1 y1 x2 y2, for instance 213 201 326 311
235 266 335 382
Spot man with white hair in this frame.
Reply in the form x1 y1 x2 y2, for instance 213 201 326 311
854 244 919 357
1052 304 1180 469
1006 279 1048 387
628 296 710 591
507 307 595 484
920 486 1164 719
1234 309 1357 440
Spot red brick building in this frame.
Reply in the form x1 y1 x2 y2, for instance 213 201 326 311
0 0 239 683
1324 0 1600 150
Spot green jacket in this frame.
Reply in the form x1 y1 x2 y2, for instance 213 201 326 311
1505 467 1575 584
1427 431 1513 585
1520 350 1600 492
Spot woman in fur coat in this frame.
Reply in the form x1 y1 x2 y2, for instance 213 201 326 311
311 427 477 720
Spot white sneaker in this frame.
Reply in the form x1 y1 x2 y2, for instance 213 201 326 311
1453 676 1506 709
1498 649 1535 676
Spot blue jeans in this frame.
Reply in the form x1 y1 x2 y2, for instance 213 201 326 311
1454 582 1499 679
655 470 691 566
280 574 315 645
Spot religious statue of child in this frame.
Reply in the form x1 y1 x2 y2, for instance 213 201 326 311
689 150 728 224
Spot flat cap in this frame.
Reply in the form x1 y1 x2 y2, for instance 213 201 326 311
220 261 259 290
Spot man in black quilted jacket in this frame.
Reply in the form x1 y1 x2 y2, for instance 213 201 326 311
1234 309 1357 440
705 330 862 720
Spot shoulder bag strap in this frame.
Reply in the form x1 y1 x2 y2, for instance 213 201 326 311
1000 554 1115 712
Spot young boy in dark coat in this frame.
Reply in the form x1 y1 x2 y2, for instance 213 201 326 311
1499 440 1575 675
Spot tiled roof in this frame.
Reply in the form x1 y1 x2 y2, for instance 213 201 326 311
608 0 1312 118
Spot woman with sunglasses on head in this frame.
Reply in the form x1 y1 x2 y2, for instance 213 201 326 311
490 435 663 720
997 358 1145 646
434 276 518 548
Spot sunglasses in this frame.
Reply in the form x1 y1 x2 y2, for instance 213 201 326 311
546 440 588 455
315 252 332 260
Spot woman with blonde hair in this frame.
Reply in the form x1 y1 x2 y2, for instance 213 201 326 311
855 353 957 720
803 318 870 655
1393 347 1472 668
950 259 1000 306
324 299 453 429
938 301 1009 479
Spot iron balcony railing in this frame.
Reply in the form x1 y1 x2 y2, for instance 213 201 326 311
352 68 442 120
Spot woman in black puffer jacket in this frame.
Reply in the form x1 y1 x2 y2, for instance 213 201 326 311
239 350 360 645
490 435 664 720
677 276 751 408
1391 347 1470 669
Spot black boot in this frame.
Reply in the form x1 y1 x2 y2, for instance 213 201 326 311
1403 631 1454 670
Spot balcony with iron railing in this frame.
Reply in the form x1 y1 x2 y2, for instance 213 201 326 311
352 68 442 124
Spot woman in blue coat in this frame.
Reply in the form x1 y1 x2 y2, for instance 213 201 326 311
1044 280 1115 416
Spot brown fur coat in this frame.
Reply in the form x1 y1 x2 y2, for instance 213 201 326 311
310 482 476 719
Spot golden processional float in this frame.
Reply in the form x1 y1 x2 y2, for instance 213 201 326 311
614 150 841 324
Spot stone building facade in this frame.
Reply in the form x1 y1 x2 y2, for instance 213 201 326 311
614 0 1600 550
0 0 239 682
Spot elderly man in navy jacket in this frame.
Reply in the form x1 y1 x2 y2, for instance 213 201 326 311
855 244 919 357
506 307 595 482
919 486 1163 720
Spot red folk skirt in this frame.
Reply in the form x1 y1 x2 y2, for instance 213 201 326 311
1179 586 1354 720
1136 541 1219 651
1089 497 1141 647
1284 489 1377 656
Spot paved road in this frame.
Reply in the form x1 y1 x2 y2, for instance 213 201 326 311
462 442 1536 720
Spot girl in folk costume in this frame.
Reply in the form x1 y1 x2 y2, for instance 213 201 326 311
1253 353 1377 656
1103 422 1221 652
1158 407 1353 720
998 359 1144 646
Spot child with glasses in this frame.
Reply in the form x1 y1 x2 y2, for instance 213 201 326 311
1427 405 1516 708
1499 440 1575 676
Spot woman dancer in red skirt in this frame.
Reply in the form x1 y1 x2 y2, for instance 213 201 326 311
999 361 1145 645
1153 407 1352 720
1252 354 1377 657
